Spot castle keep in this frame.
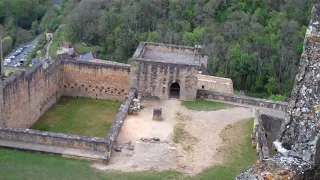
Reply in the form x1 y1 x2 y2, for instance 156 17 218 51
130 42 207 100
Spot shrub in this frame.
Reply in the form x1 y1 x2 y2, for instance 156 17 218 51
268 94 285 101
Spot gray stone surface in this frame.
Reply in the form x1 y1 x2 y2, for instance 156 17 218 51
198 90 288 111
143 48 198 66
130 42 202 100
236 1 320 179
153 108 163 121
0 126 107 152
0 139 105 160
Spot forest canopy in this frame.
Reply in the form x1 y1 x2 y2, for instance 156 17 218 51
0 0 58 55
59 0 314 97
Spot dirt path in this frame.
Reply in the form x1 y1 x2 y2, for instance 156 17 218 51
94 99 254 174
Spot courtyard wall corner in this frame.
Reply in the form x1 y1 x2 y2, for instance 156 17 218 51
105 88 137 162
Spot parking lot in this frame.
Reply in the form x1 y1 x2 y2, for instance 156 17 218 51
4 37 40 67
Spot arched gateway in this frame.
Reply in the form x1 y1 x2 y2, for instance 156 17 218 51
169 82 180 99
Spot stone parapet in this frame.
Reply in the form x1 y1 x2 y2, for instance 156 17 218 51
197 90 288 111
0 126 106 152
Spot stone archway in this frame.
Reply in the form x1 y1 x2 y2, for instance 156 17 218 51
170 82 180 99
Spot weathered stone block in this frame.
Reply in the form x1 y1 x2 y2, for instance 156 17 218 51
153 108 163 121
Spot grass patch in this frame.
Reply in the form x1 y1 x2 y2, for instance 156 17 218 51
1 119 256 180
75 43 102 54
182 100 233 111
173 112 198 152
31 97 120 138
0 148 182 180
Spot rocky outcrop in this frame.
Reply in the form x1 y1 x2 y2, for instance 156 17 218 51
236 1 320 179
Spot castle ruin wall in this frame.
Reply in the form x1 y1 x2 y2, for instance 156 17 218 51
197 74 234 94
61 60 130 101
130 60 199 100
1 60 62 128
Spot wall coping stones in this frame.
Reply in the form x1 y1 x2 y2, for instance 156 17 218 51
104 88 137 161
197 89 288 111
253 109 270 160
61 59 130 72
0 126 105 143
0 126 107 153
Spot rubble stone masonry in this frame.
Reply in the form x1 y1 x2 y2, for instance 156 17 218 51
61 60 130 101
0 57 130 129
1 61 62 128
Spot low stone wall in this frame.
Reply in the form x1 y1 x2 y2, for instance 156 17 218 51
197 74 234 94
260 113 283 149
0 126 106 152
197 90 288 111
105 88 137 161
252 110 270 160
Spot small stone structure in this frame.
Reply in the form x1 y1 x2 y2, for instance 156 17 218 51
197 74 234 94
130 42 203 100
153 108 163 121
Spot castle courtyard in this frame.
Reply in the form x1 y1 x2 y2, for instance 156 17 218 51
96 99 255 174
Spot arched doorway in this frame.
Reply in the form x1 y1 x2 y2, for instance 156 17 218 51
170 82 180 99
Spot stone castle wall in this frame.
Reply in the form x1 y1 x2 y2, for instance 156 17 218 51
0 126 107 152
61 60 130 101
130 60 199 100
197 74 234 94
1 60 62 128
0 58 131 128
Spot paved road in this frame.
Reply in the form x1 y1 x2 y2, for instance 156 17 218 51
5 37 40 67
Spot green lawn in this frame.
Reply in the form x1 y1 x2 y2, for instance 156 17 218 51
75 43 102 54
1 119 256 180
182 100 233 111
31 97 121 138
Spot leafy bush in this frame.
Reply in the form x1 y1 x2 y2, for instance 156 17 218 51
24 35 47 66
268 94 285 102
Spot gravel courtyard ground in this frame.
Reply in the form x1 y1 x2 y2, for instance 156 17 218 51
95 99 255 175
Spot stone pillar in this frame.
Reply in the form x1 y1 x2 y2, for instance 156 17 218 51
153 108 162 121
